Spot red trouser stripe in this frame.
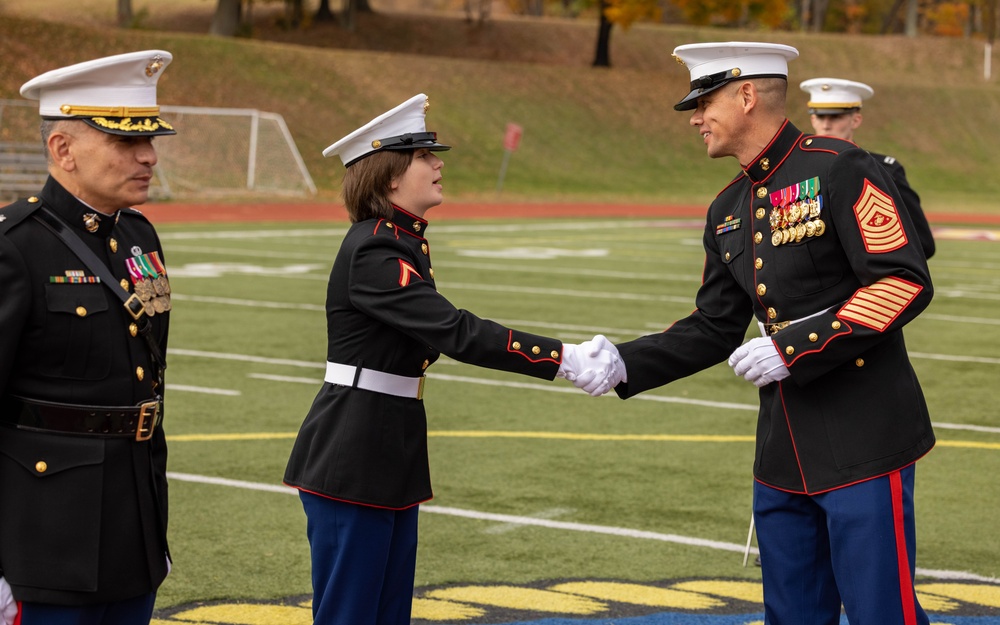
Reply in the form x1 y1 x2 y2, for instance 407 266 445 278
890 470 918 625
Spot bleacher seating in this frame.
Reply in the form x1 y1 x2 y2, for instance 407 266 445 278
0 142 48 202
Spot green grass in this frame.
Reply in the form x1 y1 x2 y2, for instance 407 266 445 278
2 8 1000 210
151 216 1000 615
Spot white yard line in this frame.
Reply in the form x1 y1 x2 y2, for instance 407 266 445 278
165 471 1000 585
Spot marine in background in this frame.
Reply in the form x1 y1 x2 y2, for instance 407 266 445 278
801 77 935 258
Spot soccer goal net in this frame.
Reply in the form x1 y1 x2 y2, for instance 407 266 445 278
0 100 316 200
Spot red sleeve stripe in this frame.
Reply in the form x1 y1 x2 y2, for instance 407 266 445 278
837 277 922 332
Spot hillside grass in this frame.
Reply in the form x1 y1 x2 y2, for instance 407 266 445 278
1 3 999 213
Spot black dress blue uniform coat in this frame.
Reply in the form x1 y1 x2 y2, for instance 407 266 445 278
614 120 935 494
0 177 169 604
871 151 935 259
284 206 562 509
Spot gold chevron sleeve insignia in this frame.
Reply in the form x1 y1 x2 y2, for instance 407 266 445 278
398 259 423 287
853 178 908 253
837 276 923 332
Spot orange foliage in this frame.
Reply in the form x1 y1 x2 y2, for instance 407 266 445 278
604 0 663 29
925 1 970 37
669 0 790 29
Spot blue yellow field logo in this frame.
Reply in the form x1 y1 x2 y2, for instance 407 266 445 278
152 577 1000 624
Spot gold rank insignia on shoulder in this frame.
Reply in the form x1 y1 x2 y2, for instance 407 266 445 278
854 180 906 253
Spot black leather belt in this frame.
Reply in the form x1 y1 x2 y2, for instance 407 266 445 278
0 396 162 441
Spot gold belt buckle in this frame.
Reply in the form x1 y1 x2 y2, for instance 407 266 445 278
136 401 159 441
416 376 426 401
124 293 146 320
767 321 791 336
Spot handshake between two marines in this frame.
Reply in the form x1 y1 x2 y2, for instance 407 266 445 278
556 332 786 398
555 335 627 397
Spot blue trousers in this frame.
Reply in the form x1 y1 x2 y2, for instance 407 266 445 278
754 465 928 625
16 592 156 625
300 491 419 625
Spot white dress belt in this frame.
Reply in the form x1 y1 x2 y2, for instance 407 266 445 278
758 305 835 337
324 362 425 400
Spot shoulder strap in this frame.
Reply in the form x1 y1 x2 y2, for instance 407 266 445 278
32 205 166 371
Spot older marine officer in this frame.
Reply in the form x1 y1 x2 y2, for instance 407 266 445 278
605 42 934 624
0 51 175 625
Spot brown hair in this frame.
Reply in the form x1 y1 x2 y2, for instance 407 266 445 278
752 77 788 114
341 150 414 223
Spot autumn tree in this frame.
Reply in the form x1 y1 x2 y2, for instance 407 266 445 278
669 0 789 29
117 0 133 27
590 0 662 67
210 0 245 36
466 0 492 24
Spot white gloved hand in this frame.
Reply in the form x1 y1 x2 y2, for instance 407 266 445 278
0 577 17 625
558 335 627 397
728 336 790 388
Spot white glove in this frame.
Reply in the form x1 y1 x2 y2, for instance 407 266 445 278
0 577 17 625
558 335 627 397
728 336 790 388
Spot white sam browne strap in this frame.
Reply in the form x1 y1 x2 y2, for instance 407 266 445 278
324 362 425 400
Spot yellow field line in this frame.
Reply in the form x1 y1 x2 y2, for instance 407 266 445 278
429 431 753 442
935 440 1000 450
165 431 999 449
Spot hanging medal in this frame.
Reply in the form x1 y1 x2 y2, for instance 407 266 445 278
147 251 172 312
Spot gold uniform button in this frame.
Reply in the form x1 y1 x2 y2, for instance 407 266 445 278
805 138 814 146
413 222 422 232
808 333 819 342
550 350 559 359
136 366 145 381
110 238 118 253
754 232 763 244
856 358 865 367
120 278 130 291
421 243 428 255
756 187 767 198
75 306 87 317
129 323 138 337
531 346 541 355
429 268 435 278
756 207 766 220
767 307 777 319
724 252 731 261
832 321 842 330
28 196 39 203
422 359 430 370
755 258 763 270
386 222 395 229
756 284 766 296
785 346 795 356
512 341 521 350
35 461 47 473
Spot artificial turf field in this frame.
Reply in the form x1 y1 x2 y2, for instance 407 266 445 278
139 202 1000 625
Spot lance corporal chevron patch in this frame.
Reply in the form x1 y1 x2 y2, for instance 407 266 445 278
853 179 907 253
837 276 923 332
398 259 423 287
